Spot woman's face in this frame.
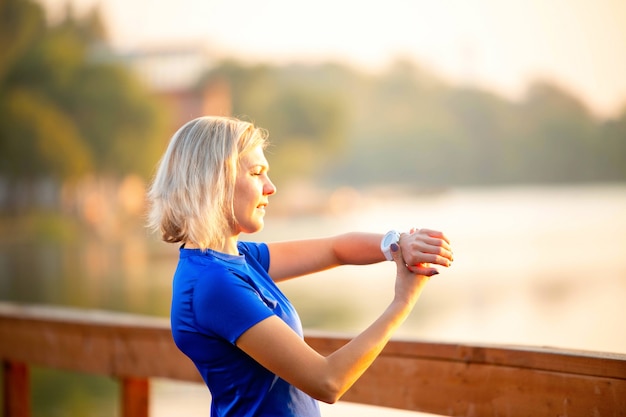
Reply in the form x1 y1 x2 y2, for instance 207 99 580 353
232 145 276 234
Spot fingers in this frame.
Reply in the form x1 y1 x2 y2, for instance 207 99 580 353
389 242 405 267
400 228 454 268
391 242 441 278
412 228 451 245
421 245 454 265
406 263 440 277
410 253 452 268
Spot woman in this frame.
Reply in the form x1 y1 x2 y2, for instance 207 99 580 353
147 116 453 417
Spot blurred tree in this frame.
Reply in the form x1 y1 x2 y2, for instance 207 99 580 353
600 107 626 181
443 87 519 184
0 0 166 186
0 0 44 84
199 53 624 188
335 59 458 186
1 88 91 179
203 61 350 181
518 81 599 183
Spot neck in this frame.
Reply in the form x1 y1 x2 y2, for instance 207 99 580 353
221 237 239 255
185 235 239 255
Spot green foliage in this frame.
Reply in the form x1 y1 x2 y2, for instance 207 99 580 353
203 61 354 183
515 81 600 182
600 109 626 179
67 64 166 176
0 0 167 182
203 59 626 187
1 0 624 188
0 0 45 83
1 88 92 179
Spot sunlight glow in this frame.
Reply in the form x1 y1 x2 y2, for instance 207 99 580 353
37 0 626 117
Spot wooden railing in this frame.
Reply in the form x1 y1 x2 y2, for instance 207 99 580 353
1 301 625 417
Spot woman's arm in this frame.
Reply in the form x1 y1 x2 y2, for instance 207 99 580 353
267 230 453 282
237 245 431 403
267 232 384 282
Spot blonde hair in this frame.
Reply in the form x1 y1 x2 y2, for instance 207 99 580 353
147 116 269 250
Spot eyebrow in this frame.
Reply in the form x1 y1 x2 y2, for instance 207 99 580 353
239 151 269 170
248 158 269 169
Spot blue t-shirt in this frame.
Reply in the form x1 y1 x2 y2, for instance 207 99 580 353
170 241 321 417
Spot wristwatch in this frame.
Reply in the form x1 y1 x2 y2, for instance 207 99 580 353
380 230 400 261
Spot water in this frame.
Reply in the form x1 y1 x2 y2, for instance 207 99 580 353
2 183 625 416
260 183 626 354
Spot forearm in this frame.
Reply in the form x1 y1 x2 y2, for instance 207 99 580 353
267 232 386 282
236 299 415 405
238 245 433 404
332 232 386 265
322 286 427 402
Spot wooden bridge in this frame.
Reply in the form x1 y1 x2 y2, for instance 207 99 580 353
1 302 625 416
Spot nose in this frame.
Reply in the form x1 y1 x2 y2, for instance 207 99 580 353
264 176 277 195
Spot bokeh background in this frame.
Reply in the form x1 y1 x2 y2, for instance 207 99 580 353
1 0 625 416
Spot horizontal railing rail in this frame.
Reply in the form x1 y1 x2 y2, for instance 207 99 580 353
1 301 625 416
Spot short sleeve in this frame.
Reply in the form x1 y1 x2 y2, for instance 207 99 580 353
192 264 275 344
238 241 270 272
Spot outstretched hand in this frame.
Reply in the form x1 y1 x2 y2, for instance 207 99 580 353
389 240 432 308
398 228 453 276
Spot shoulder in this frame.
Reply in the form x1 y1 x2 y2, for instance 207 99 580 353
238 241 270 269
237 240 268 256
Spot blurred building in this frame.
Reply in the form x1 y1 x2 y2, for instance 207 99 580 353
117 45 232 131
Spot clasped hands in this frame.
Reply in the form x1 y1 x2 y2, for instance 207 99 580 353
397 228 454 276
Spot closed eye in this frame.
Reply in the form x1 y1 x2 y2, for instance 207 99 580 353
251 165 269 176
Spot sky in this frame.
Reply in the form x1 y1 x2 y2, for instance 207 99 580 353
38 0 626 118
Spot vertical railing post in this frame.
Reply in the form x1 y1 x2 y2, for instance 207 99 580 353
3 361 30 417
121 377 149 417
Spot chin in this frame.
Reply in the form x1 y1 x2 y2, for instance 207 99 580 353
243 222 264 235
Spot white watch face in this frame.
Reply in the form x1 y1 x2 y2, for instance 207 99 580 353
381 230 400 261
383 232 397 246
